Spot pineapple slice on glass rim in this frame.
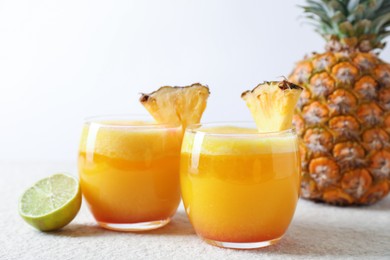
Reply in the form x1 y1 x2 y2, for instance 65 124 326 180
140 83 210 129
241 80 303 133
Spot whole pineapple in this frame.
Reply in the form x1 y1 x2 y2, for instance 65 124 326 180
290 0 390 205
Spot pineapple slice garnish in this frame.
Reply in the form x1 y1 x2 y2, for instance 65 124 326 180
241 80 303 133
140 83 210 129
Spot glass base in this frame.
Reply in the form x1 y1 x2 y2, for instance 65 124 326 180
202 236 282 249
98 218 171 232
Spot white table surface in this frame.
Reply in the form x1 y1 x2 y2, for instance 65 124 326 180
1 162 390 260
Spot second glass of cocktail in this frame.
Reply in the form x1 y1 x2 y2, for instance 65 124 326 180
180 122 301 249
78 115 182 231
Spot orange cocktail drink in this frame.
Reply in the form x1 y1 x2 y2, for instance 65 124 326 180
78 116 182 231
180 123 300 249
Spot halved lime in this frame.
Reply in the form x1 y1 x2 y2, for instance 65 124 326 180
18 173 82 231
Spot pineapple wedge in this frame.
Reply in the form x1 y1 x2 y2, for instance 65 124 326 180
242 80 303 132
140 83 210 128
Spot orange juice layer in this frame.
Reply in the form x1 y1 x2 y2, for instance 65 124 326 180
180 127 300 242
79 122 182 223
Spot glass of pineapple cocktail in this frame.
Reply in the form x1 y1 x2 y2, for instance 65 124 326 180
180 123 301 249
78 83 210 232
180 80 303 249
78 115 182 231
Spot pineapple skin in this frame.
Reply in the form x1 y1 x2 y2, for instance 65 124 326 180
290 51 390 205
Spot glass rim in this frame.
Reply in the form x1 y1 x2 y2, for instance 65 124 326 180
185 121 296 137
83 114 181 129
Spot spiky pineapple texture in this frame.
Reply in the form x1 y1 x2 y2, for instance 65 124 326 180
303 0 390 52
290 0 390 205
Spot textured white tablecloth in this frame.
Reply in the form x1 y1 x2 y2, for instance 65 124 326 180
1 162 389 260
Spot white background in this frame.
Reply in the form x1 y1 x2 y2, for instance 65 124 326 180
1 0 389 162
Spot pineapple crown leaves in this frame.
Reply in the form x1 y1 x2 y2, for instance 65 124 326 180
301 0 390 51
